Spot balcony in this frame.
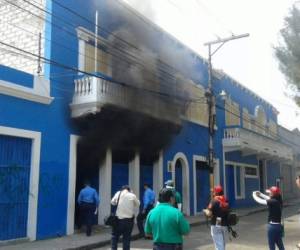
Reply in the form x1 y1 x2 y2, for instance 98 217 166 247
70 75 183 125
223 127 293 161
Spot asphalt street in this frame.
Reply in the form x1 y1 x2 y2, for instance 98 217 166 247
96 204 300 250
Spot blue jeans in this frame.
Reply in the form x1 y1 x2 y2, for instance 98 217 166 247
211 225 226 250
267 224 285 250
111 217 134 250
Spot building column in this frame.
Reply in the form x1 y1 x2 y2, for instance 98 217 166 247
153 150 163 197
98 148 112 225
129 151 140 199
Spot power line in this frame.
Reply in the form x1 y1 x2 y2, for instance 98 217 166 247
2 3 298 148
3 0 187 92
2 44 299 149
49 0 190 77
0 40 197 104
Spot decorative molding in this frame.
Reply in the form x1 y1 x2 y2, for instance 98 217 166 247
172 152 190 215
0 76 53 104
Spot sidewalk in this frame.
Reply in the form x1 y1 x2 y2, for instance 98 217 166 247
0 201 297 250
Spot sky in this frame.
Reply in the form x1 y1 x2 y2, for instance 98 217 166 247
123 0 300 131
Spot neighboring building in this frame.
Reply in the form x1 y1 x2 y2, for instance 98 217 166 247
0 0 293 242
278 126 300 199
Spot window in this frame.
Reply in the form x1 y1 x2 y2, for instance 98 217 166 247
242 108 251 130
234 165 245 199
244 167 258 177
85 43 110 75
184 82 209 126
225 99 241 126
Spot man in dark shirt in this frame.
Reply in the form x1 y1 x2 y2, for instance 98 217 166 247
253 186 284 250
203 185 229 250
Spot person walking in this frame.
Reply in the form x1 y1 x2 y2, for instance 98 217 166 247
137 183 155 238
77 180 99 236
111 185 140 250
144 188 190 250
252 186 285 250
165 180 182 211
203 185 229 250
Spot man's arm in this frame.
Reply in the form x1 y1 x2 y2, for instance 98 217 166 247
94 190 100 206
77 190 82 204
144 213 152 236
111 191 119 205
134 194 140 208
143 190 150 210
178 213 190 235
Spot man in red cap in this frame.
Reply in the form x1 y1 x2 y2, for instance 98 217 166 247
253 186 284 250
203 185 229 250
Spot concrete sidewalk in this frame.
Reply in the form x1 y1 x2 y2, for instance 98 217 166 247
0 202 297 250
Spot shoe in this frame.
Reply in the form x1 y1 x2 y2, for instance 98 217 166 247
296 243 300 249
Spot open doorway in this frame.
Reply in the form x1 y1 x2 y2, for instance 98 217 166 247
259 160 266 192
74 141 100 230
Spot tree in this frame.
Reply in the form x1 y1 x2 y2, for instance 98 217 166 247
275 4 300 106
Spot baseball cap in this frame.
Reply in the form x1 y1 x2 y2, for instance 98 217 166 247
266 186 281 195
165 180 174 187
214 185 223 194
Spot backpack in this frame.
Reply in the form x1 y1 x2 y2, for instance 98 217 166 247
214 196 239 226
227 212 239 226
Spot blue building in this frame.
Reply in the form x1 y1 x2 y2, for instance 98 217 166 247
0 0 293 242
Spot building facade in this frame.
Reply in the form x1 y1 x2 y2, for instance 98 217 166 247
278 126 300 199
0 0 294 242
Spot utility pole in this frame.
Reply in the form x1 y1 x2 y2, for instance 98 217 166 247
204 33 249 195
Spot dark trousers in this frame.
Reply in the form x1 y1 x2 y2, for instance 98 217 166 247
79 202 95 236
111 217 134 250
137 205 153 236
153 243 183 250
267 224 285 250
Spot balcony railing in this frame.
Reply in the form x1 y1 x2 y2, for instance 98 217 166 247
70 75 183 124
223 127 293 161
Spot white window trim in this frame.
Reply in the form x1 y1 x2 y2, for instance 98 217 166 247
172 152 190 216
244 165 259 178
234 165 245 199
192 155 220 215
0 76 53 104
193 155 206 215
0 125 41 241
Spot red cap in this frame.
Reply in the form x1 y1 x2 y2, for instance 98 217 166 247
268 186 281 195
214 185 223 194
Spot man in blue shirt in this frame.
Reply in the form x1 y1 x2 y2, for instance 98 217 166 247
137 183 155 238
77 180 99 236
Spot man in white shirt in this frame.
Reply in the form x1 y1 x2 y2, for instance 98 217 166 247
111 185 140 250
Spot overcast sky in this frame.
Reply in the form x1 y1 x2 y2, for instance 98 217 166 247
123 0 300 131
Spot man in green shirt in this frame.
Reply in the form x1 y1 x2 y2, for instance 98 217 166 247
145 188 190 250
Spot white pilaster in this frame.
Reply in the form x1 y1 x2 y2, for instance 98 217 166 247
98 148 112 225
67 135 79 235
129 151 140 199
153 151 163 197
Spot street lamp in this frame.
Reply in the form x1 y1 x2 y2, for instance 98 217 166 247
204 33 249 194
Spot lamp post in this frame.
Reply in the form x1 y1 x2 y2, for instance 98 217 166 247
204 33 249 194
